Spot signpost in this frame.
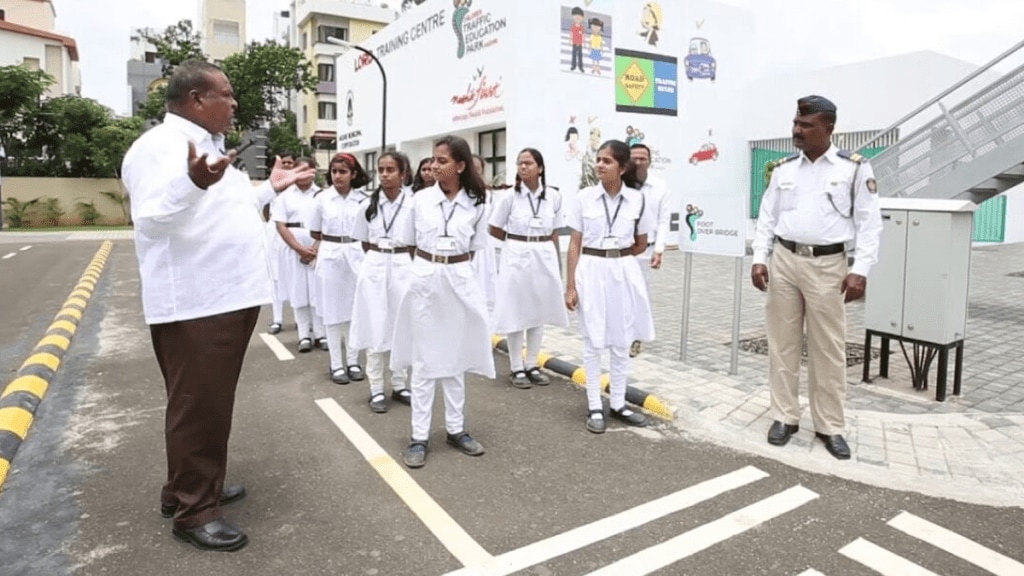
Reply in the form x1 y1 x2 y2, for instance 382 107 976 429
677 192 747 374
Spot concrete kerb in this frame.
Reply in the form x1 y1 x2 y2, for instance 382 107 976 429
491 335 675 421
0 240 113 491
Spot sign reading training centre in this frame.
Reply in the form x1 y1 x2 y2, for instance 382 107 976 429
677 192 746 257
614 49 678 116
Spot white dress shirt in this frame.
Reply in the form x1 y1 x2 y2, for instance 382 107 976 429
352 189 414 246
753 145 883 277
122 113 275 324
488 184 563 236
637 175 671 254
394 184 489 255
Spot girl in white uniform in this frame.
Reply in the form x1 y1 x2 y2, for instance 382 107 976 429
265 153 296 334
391 135 495 469
564 140 656 434
272 157 327 353
350 152 415 413
489 148 569 389
308 152 370 383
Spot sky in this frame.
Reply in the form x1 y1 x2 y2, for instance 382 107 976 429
49 0 1024 116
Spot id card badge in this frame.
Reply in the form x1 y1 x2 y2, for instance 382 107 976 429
378 237 395 250
600 236 619 250
435 236 457 251
528 217 545 230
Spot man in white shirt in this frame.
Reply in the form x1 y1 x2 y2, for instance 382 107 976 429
629 143 670 357
751 95 882 460
122 60 314 552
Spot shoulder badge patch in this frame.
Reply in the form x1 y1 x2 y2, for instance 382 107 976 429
866 178 878 193
773 153 800 168
836 149 866 163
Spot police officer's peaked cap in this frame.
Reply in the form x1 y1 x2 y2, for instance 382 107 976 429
797 95 837 116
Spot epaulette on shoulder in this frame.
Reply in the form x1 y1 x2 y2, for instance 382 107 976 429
836 149 866 163
773 153 800 168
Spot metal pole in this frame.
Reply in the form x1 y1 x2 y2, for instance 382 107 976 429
678 252 693 362
730 256 743 375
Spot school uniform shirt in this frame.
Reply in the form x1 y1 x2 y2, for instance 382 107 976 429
565 183 657 349
349 189 414 353
271 185 320 308
122 112 275 325
307 187 369 325
389 184 496 379
489 184 569 334
752 145 882 277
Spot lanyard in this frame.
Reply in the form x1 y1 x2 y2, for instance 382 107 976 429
440 200 458 236
525 189 542 218
381 193 406 237
601 194 624 235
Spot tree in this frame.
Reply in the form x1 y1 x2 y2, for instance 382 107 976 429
132 21 205 76
267 111 308 158
0 66 54 171
221 41 317 131
91 116 145 178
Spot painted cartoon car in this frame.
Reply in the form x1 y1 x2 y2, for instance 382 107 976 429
689 142 719 164
684 37 716 81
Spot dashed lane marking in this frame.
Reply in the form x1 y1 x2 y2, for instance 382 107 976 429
19 245 31 251
258 333 295 361
2 253 15 260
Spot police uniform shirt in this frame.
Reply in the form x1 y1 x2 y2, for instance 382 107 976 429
566 184 656 249
752 145 883 277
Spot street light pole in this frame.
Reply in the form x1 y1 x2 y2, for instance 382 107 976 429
326 36 387 157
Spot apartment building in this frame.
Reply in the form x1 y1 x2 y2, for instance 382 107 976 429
200 0 246 64
0 0 80 97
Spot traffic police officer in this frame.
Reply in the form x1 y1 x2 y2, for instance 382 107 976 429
751 95 883 460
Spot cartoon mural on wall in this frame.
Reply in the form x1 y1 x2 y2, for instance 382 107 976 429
690 130 719 165
565 121 581 160
684 36 716 81
578 116 602 188
684 204 704 241
560 5 614 77
625 125 645 146
638 3 662 47
453 0 473 58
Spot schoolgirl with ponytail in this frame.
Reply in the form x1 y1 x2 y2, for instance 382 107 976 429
308 152 371 385
349 151 416 413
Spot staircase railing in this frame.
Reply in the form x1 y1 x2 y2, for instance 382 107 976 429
857 38 1024 198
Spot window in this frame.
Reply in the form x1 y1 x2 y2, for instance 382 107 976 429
302 32 308 49
317 25 348 43
213 21 240 47
22 57 40 71
318 63 334 82
0 9 6 21
318 102 337 120
477 128 507 186
303 105 308 124
145 51 156 63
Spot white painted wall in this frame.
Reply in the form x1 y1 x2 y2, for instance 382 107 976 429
0 29 76 96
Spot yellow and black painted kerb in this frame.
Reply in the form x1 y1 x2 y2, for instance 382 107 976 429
492 336 675 421
0 240 114 491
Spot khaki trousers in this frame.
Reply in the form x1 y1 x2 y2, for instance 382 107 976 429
766 246 848 435
150 307 260 529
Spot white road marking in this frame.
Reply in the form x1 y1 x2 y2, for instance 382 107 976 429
585 485 819 576
19 245 31 251
840 538 941 575
2 252 15 260
888 511 1024 576
315 398 494 568
446 466 770 576
258 333 295 361
795 570 826 576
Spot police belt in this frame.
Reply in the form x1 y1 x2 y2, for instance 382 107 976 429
582 246 635 258
775 236 845 257
506 233 550 243
367 243 413 254
321 234 357 244
415 248 471 264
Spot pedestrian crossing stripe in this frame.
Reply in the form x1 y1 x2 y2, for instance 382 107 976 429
887 512 1024 576
840 538 940 576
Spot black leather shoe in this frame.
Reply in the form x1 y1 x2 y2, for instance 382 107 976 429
446 432 485 456
816 433 851 460
586 410 607 434
161 485 247 519
767 421 800 446
172 519 248 552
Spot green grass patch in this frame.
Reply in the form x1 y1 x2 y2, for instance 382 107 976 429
2 225 133 232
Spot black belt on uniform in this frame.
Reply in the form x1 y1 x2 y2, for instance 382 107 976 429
366 244 413 254
284 222 303 228
506 233 550 243
321 234 357 244
582 246 635 258
775 236 845 257
415 248 471 264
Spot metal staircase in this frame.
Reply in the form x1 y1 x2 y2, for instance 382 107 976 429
860 39 1024 203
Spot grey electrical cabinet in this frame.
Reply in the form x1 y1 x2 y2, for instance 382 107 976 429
863 198 977 345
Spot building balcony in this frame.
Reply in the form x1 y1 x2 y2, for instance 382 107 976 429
317 80 336 94
294 0 394 28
